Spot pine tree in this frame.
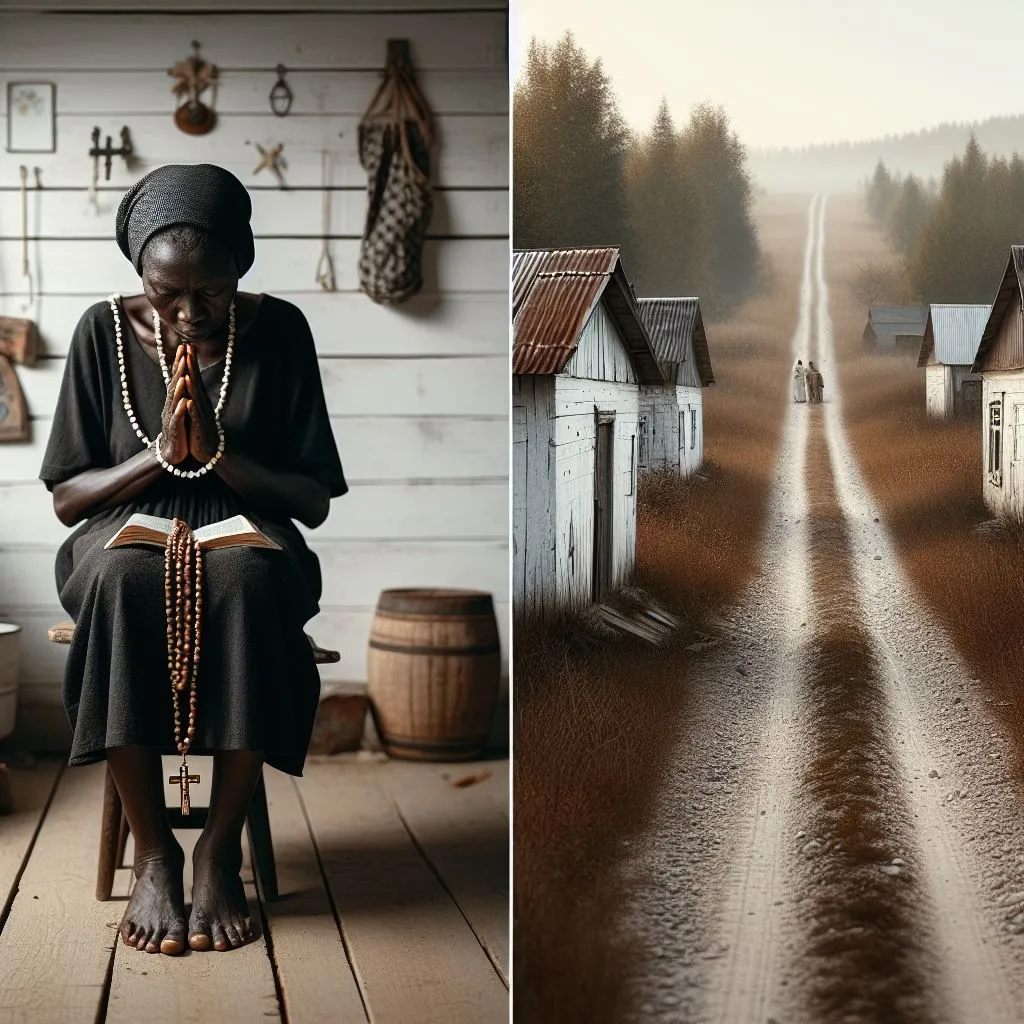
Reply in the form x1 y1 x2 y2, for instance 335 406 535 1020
513 33 632 251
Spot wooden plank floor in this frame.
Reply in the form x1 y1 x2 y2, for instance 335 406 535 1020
0 755 508 1024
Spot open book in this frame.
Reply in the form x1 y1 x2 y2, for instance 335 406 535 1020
104 513 283 551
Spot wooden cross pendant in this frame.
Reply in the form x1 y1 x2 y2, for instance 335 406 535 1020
169 760 201 815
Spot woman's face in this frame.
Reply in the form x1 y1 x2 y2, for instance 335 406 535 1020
141 234 239 344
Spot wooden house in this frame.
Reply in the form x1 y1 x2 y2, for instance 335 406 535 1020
863 305 927 355
512 247 665 615
972 246 1024 517
916 304 988 418
0 1 509 749
636 297 715 477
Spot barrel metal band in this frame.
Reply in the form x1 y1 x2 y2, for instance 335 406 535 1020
368 639 501 656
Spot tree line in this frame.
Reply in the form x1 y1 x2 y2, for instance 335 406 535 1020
866 135 1024 304
513 32 761 316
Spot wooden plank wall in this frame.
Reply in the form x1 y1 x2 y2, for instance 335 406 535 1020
510 373 554 618
0 1 509 748
552 310 639 608
639 384 678 472
677 385 703 477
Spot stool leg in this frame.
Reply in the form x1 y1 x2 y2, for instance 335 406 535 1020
115 811 130 869
96 766 122 901
245 772 278 902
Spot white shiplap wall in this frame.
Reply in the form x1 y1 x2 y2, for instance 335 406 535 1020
0 1 509 748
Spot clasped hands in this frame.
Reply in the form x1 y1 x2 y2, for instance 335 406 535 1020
159 344 220 466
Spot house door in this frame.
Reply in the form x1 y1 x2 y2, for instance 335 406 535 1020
593 415 615 602
1011 400 1024 518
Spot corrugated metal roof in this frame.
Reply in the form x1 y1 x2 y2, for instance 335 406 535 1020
512 249 549 321
916 304 990 367
512 247 664 383
636 297 715 386
973 246 1024 372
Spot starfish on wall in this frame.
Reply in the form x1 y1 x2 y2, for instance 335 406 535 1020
253 143 287 188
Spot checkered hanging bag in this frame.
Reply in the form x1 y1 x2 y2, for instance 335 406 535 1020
357 41 434 305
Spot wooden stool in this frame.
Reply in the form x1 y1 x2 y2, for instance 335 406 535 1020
48 621 340 902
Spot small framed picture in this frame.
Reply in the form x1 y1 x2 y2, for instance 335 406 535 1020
6 82 56 153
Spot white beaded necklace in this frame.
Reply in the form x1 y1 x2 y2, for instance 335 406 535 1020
109 293 235 479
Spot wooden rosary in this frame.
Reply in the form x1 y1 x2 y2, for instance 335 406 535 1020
164 518 203 814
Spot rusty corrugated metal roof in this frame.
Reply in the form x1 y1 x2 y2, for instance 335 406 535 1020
973 246 1024 372
636 297 715 386
916 304 990 368
512 247 664 383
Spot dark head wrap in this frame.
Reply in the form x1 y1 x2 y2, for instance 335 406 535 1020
115 163 255 277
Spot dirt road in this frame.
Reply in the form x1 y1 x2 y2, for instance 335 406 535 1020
627 195 1024 1023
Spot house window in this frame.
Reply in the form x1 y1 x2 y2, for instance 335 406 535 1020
989 399 1003 486
690 408 697 449
629 434 637 495
679 409 686 451
638 416 649 469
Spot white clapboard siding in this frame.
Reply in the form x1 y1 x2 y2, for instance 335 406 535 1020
0 113 507 189
2 414 508 482
0 188 507 240
0 480 506 545
0 70 508 117
0 5 508 747
0 115 506 191
0 293 508 357
0 13 507 69
0 237 508 294
7 601 510 691
19 354 508 417
0 539 510 609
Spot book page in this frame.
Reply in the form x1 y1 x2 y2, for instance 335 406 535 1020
193 515 282 549
123 513 174 534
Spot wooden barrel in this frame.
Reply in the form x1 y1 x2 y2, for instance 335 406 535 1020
366 588 501 761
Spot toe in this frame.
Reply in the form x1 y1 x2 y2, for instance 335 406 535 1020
211 923 230 951
224 923 243 948
188 929 212 952
121 923 136 946
163 921 187 956
135 930 149 951
160 933 186 956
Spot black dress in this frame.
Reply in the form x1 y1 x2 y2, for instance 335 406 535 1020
38 294 347 776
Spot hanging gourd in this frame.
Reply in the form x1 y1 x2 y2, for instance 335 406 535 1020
356 40 434 305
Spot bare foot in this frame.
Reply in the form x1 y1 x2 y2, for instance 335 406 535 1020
188 835 256 951
121 841 187 955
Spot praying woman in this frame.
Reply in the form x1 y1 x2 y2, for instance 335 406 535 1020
38 164 347 955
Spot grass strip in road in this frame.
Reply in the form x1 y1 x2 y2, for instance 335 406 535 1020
790 412 935 1024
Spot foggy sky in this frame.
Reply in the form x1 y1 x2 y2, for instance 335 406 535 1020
510 0 1024 150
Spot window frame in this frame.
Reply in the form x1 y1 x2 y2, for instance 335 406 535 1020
989 396 1003 486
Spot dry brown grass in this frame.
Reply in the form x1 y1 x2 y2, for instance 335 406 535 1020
826 194 1024 777
513 195 810 1023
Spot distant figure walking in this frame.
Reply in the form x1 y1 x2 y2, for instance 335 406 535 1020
806 361 824 404
792 360 807 403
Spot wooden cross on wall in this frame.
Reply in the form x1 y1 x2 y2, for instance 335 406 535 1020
169 760 201 815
